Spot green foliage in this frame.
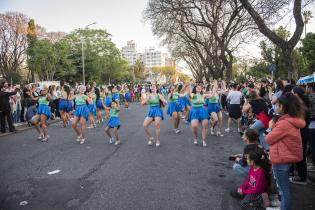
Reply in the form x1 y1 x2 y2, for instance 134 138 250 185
64 28 131 84
301 33 315 74
133 59 145 81
247 62 269 80
178 73 190 82
152 66 176 83
27 38 75 81
258 26 292 79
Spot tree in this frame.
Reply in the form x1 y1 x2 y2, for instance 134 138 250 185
239 0 306 79
0 12 28 79
152 66 176 83
145 0 254 81
133 59 145 81
300 32 315 74
65 28 130 84
259 26 291 79
178 73 191 82
27 19 37 82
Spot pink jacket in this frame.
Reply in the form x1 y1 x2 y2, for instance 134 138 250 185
266 114 305 164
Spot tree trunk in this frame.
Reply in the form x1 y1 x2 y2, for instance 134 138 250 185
282 47 296 80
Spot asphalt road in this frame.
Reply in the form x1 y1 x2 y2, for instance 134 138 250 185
0 103 314 210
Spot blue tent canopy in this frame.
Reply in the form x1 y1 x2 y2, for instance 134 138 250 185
297 74 315 85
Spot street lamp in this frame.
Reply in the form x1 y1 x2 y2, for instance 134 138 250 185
81 22 96 85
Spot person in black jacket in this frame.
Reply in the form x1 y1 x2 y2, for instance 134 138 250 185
0 84 19 133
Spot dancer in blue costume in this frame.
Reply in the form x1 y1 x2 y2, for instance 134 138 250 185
105 100 121 145
142 84 167 147
95 87 105 124
167 85 181 134
72 85 90 144
34 85 51 142
178 84 191 123
87 87 97 128
112 86 120 103
206 80 224 137
188 84 210 147
59 85 72 127
124 85 131 108
104 86 112 119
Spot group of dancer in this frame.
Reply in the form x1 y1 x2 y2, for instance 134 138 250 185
29 80 235 148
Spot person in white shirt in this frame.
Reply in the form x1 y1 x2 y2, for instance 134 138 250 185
225 83 242 133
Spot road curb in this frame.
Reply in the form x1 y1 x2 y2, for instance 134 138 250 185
0 119 61 138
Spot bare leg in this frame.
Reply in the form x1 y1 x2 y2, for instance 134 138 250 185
201 119 208 142
105 126 112 138
113 128 120 143
172 112 178 129
143 117 153 139
72 117 81 136
217 111 223 132
33 115 42 136
155 117 162 145
80 117 87 139
191 120 199 140
40 115 48 140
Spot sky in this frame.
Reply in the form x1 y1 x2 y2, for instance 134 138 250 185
0 0 164 52
1 0 315 62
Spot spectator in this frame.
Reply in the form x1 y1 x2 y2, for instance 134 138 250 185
225 83 242 132
0 84 19 133
269 80 284 115
231 150 270 210
306 84 315 172
231 129 262 178
266 92 306 210
289 86 310 184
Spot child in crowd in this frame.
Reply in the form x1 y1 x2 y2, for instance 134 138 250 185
231 129 261 178
231 150 270 210
105 100 121 145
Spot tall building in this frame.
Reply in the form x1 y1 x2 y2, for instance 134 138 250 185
121 40 137 65
121 41 171 68
142 47 166 68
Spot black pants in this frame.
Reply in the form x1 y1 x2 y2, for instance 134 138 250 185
0 110 15 133
296 128 308 181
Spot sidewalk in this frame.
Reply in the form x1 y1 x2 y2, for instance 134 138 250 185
0 119 61 138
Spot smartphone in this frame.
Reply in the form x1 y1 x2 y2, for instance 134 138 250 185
229 156 236 161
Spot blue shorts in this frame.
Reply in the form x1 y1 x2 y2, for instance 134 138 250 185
88 103 96 116
74 104 89 120
208 103 221 114
38 104 51 118
167 101 181 116
147 106 164 120
188 106 209 122
107 116 121 129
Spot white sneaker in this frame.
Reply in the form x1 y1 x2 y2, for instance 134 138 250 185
37 135 43 140
109 138 114 144
80 138 86 144
307 165 315 172
210 128 214 135
270 199 281 207
217 131 223 137
115 140 120 145
76 135 82 142
175 129 181 134
266 207 281 210
148 137 154 146
202 141 207 147
225 128 230 132
87 125 94 129
156 141 160 147
193 139 198 145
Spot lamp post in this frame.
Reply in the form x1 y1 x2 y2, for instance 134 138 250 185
81 22 96 85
